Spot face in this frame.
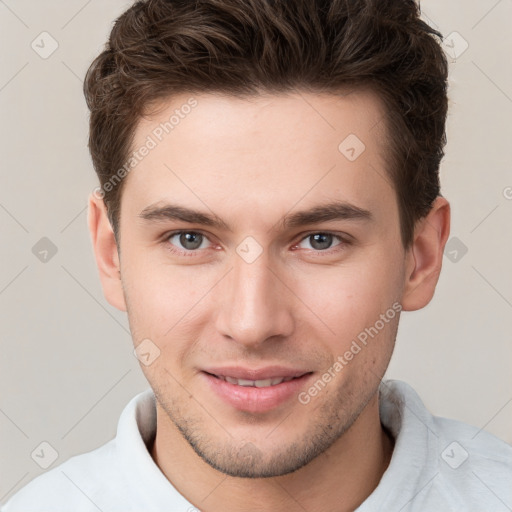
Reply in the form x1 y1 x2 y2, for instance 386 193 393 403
114 90 408 477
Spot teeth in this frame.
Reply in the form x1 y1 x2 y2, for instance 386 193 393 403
238 378 258 387
221 376 296 387
254 379 273 388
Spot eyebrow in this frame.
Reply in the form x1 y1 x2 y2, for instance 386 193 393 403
138 200 373 231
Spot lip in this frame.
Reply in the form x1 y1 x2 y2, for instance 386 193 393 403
201 367 313 413
203 365 309 381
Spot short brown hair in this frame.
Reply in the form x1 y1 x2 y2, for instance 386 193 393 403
84 0 448 247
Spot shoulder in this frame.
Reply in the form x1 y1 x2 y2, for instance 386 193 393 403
431 415 512 509
1 389 157 512
377 380 512 511
1 440 123 512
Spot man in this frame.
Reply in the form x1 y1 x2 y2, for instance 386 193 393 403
3 0 511 510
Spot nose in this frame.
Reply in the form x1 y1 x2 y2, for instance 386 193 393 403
215 251 295 348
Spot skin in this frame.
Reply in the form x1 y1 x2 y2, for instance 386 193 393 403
88 90 450 512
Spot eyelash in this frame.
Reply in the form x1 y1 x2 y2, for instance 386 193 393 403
161 230 351 257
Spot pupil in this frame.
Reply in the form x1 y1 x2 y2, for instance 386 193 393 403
180 232 202 250
311 233 332 250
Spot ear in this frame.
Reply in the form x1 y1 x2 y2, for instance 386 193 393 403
87 193 127 312
401 196 451 311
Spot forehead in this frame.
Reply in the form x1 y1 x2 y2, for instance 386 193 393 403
136 89 388 157
122 90 395 229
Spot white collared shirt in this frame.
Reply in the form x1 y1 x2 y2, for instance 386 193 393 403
2 380 512 511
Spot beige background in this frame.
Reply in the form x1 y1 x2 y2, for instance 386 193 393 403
1 0 511 503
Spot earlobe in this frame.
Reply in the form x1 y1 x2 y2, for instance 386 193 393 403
401 197 451 311
87 193 127 312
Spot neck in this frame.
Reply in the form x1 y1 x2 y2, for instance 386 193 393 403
150 393 394 512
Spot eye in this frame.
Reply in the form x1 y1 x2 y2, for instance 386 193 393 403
296 232 344 251
167 231 212 252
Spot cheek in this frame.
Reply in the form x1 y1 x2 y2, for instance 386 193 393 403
122 255 217 343
123 267 209 385
289 250 403 350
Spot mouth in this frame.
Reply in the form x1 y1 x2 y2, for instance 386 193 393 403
201 367 314 413
206 373 307 388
